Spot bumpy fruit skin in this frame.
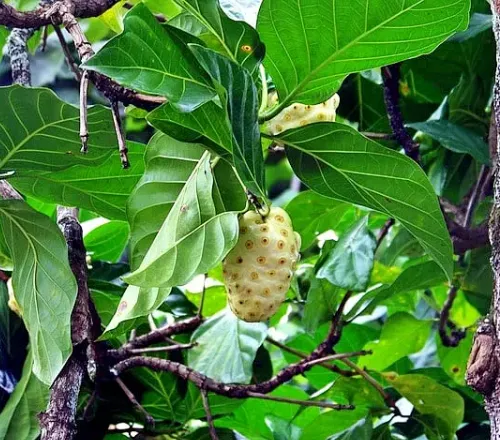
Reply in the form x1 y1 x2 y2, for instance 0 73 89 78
262 93 340 136
223 207 301 322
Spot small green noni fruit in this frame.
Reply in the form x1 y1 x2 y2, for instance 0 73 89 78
223 207 301 322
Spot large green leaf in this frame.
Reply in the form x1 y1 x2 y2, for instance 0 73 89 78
256 0 470 107
127 133 245 270
173 0 265 71
407 120 490 164
10 143 145 222
0 86 116 173
125 151 243 288
188 308 267 383
317 217 376 291
190 45 266 199
0 201 76 385
286 191 356 250
83 4 215 111
359 312 432 371
146 100 233 159
389 374 464 439
0 351 49 440
274 123 453 280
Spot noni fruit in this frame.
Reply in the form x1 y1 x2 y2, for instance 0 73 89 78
262 93 340 136
223 207 301 322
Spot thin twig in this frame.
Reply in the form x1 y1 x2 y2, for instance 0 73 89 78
198 274 208 318
302 350 371 368
376 218 395 249
438 285 465 347
79 70 89 153
115 377 154 427
361 132 395 140
53 24 81 80
41 24 49 51
127 343 195 355
245 391 354 410
201 390 218 440
109 315 203 358
110 100 130 168
341 358 395 408
265 336 356 376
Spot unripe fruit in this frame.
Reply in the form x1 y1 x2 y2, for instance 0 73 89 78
223 207 301 322
262 93 340 136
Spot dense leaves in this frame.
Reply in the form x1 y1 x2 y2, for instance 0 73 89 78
0 0 493 438
84 4 215 111
257 0 470 107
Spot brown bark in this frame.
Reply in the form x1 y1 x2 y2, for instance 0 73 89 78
467 3 500 438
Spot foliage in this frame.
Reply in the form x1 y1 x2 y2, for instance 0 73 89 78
0 0 494 439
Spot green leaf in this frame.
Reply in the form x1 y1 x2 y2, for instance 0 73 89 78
0 200 76 385
173 0 265 71
277 123 453 280
101 285 171 339
83 4 215 111
186 285 227 316
257 0 470 106
449 12 492 42
190 45 266 199
146 100 233 159
300 406 369 440
303 277 340 334
330 417 373 440
188 308 267 383
437 331 473 386
407 120 490 165
286 191 356 250
359 312 431 371
127 133 246 271
0 86 116 173
127 133 204 269
84 221 129 262
389 374 464 438
10 143 145 222
328 377 386 409
0 26 9 62
349 260 447 319
317 217 376 291
125 151 242 288
0 351 49 440
216 385 314 439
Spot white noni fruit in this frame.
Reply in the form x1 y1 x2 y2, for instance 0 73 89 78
223 207 301 322
262 93 340 136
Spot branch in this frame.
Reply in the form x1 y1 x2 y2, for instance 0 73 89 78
382 64 420 163
265 336 356 376
109 315 203 359
0 1 121 29
110 350 366 399
40 207 101 440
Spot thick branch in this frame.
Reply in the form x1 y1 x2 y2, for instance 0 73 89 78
0 1 121 29
40 207 100 440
